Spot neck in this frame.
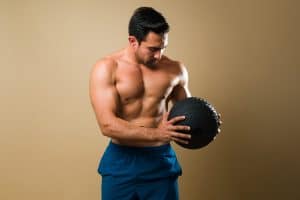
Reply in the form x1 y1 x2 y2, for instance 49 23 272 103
124 45 140 65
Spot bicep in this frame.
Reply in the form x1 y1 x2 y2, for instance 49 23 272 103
170 83 191 103
90 83 119 119
89 63 120 127
169 64 191 104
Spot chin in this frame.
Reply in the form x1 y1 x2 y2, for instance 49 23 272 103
146 60 158 67
145 63 156 68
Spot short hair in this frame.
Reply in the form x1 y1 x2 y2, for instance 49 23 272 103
128 7 170 43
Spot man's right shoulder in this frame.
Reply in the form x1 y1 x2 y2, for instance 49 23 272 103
93 56 118 71
90 56 119 84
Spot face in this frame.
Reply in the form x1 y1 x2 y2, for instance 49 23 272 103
130 32 168 67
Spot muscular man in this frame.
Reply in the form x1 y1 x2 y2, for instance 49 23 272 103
90 7 192 200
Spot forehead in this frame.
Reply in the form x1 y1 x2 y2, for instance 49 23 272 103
142 32 168 47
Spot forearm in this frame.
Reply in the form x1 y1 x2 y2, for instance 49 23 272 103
99 117 159 145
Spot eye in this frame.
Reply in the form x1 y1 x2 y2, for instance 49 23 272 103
149 47 159 52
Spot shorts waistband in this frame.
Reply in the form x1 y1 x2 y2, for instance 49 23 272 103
107 141 172 154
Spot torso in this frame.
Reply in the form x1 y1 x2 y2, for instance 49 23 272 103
110 50 183 129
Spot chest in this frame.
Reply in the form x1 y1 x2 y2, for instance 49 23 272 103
115 66 177 102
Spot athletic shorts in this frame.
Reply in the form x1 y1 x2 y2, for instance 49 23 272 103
98 141 182 200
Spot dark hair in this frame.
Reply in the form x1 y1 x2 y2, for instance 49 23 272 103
128 7 170 43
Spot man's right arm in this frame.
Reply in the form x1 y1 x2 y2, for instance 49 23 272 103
89 58 190 146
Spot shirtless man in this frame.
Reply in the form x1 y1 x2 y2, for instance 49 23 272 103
90 7 192 200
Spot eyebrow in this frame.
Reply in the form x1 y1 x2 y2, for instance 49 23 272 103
148 45 168 50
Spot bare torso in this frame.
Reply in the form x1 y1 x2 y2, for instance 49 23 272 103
108 49 185 144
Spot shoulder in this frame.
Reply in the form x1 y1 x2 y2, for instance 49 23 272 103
91 53 120 76
91 48 126 76
160 56 189 76
90 56 119 86
92 56 118 74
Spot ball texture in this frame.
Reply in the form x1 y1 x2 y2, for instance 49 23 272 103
168 97 221 149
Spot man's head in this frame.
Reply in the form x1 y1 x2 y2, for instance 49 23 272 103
128 7 170 67
129 7 169 43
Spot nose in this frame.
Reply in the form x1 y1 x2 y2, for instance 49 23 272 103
154 50 162 60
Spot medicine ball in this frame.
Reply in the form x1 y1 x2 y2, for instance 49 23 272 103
168 97 221 149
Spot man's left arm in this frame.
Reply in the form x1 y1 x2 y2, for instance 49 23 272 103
169 63 191 104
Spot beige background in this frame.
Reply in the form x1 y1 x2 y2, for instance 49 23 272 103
1 0 299 199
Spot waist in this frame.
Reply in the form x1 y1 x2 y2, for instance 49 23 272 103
108 140 172 155
112 138 168 147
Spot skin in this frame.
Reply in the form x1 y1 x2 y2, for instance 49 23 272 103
90 31 192 147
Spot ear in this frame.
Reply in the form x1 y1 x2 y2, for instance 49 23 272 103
128 36 139 49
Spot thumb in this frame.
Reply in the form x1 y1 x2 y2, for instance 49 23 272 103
163 111 170 121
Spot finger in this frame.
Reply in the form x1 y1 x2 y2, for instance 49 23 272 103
168 115 186 124
217 128 221 133
162 112 169 121
169 125 190 132
171 131 191 140
171 137 189 145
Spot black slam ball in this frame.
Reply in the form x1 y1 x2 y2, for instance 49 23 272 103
168 97 221 149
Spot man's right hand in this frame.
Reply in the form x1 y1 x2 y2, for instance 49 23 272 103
156 112 191 145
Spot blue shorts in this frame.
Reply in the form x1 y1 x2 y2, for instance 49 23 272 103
98 141 182 200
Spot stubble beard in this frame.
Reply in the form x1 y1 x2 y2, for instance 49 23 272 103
135 52 156 68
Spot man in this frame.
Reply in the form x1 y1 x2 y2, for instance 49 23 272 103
90 7 192 200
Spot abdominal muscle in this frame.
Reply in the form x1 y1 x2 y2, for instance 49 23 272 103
111 100 169 147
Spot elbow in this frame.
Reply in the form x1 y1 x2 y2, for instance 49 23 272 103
99 122 115 137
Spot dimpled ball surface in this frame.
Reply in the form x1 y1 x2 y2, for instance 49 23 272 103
168 97 220 149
